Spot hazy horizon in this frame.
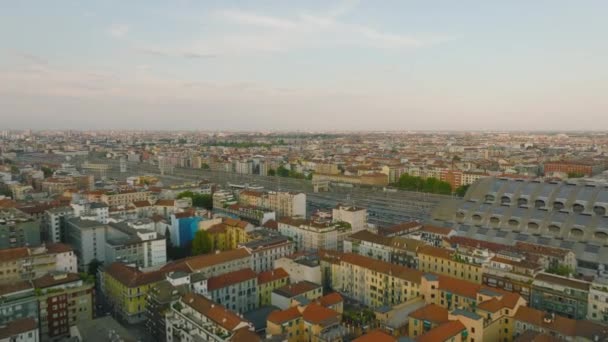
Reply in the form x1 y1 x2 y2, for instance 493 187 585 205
1 1 607 131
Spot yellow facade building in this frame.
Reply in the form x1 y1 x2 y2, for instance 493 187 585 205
101 262 165 324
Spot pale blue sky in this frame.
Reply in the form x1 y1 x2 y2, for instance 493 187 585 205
1 1 607 130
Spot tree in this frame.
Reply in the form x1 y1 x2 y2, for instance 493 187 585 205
191 230 213 255
177 191 213 210
455 184 470 197
88 259 102 277
567 172 585 178
268 169 276 176
201 163 210 170
546 265 573 276
41 166 54 178
276 165 290 177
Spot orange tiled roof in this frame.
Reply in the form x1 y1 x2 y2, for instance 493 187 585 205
416 320 466 342
0 247 29 262
318 292 343 307
181 293 248 331
207 268 256 291
353 330 397 342
257 268 289 285
267 306 301 324
409 304 449 323
104 262 165 288
301 303 339 325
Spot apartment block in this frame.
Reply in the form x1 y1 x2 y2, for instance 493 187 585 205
0 243 77 284
101 262 165 324
240 235 294 273
33 272 94 341
165 293 256 342
530 272 590 320
418 245 484 284
203 268 258 314
271 281 323 310
0 281 39 325
258 268 290 306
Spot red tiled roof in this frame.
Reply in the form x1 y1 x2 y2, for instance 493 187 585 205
0 318 37 339
185 248 250 272
33 273 81 289
436 275 480 300
301 303 339 325
45 243 73 254
104 263 165 288
416 320 466 342
338 252 423 284
318 292 343 307
257 268 289 285
420 225 454 235
409 304 449 323
207 268 257 291
0 281 33 296
181 293 248 331
0 247 29 261
353 330 397 342
262 220 279 230
267 306 301 324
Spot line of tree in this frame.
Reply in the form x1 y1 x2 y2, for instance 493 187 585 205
394 174 452 195
454 184 470 197
271 165 312 180
176 191 213 210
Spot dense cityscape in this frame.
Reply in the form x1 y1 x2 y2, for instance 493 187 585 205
3 0 608 341
1 130 608 341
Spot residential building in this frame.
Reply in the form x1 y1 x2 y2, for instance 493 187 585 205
0 281 39 325
0 243 77 284
258 268 290 306
271 281 323 310
416 320 467 342
43 206 73 243
408 303 449 338
274 255 322 286
322 252 422 308
204 218 253 252
145 274 191 342
165 293 255 342
71 202 109 224
278 218 352 252
266 301 347 342
417 245 484 284
70 316 136 342
0 318 39 342
202 268 258 314
530 272 590 320
65 218 107 271
407 225 456 247
161 248 252 279
332 205 367 232
513 306 608 341
0 208 41 249
33 272 94 341
104 221 167 268
241 235 294 273
100 190 151 208
588 278 608 323
101 262 165 324
266 191 306 218
343 229 424 268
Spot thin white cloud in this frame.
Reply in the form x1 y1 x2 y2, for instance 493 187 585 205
108 24 129 38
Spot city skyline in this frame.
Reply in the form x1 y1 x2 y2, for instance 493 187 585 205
1 1 607 130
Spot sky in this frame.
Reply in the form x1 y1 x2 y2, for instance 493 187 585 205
0 0 607 131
